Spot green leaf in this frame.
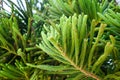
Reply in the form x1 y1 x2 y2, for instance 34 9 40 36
0 71 18 79
27 63 71 71
92 41 114 71
46 70 80 75
88 23 106 68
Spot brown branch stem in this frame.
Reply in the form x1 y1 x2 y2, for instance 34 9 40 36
57 46 101 80
64 53 100 80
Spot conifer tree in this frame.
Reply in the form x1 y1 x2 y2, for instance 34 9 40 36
1 0 120 80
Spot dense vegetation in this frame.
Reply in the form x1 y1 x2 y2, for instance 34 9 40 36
0 0 120 80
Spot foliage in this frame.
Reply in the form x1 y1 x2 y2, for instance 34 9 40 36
0 0 50 80
0 15 46 80
0 0 120 80
48 0 112 21
98 7 120 49
3 0 33 34
29 13 117 80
